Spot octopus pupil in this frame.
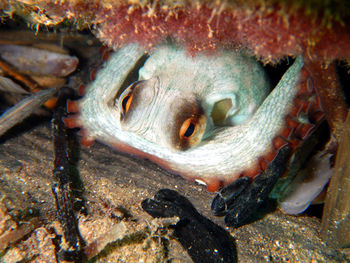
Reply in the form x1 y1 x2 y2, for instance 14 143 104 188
184 122 195 138
122 95 130 112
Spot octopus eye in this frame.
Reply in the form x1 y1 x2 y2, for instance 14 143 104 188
179 118 198 140
120 92 133 114
117 80 145 116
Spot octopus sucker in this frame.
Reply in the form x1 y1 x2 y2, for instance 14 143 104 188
67 100 80 113
70 43 324 192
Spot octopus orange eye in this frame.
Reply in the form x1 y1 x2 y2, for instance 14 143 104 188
179 118 198 140
120 92 133 114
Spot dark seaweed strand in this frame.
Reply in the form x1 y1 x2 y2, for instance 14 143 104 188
142 189 237 263
52 88 85 262
211 145 291 228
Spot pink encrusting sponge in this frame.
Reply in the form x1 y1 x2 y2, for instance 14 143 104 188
2 1 350 63
95 2 350 62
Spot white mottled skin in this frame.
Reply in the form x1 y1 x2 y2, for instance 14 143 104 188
78 44 303 185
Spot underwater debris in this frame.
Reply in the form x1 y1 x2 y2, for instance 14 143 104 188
0 88 56 137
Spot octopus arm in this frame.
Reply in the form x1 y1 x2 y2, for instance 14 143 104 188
159 57 303 185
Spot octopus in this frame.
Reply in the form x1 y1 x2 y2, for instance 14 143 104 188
66 43 324 192
0 2 348 259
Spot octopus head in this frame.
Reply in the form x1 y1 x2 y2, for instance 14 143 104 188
112 44 269 151
115 76 207 151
